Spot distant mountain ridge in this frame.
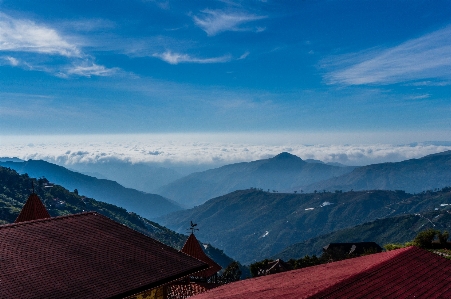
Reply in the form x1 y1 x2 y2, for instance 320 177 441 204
157 152 355 207
68 161 183 194
158 188 451 264
0 160 181 219
304 150 451 193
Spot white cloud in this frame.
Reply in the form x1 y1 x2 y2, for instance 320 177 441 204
0 12 81 57
2 56 19 66
1 133 450 168
0 13 118 78
60 19 116 32
193 9 266 36
406 94 430 100
325 25 451 85
65 62 118 77
238 51 249 60
153 51 231 64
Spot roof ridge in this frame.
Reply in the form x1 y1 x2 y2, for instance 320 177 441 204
308 246 422 298
1 211 98 229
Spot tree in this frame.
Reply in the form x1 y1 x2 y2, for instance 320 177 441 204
438 231 449 245
413 229 438 248
294 255 321 269
249 259 270 277
219 261 242 283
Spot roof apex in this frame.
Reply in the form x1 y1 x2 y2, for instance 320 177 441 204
15 192 51 223
181 233 222 277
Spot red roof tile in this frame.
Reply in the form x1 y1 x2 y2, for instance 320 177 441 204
0 212 208 299
181 233 222 277
191 247 451 299
15 192 51 223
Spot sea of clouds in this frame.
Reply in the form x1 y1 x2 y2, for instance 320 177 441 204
1 133 451 168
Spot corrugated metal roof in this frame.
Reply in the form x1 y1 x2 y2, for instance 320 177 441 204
0 212 208 298
191 246 451 299
14 192 51 223
181 233 222 277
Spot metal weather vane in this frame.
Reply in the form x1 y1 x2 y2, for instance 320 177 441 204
187 220 199 234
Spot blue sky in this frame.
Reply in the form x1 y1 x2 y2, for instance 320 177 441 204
1 0 451 142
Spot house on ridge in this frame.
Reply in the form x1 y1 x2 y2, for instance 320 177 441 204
323 242 383 261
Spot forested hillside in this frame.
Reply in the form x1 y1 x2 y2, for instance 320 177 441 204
273 209 451 260
159 188 451 263
0 166 242 273
0 160 181 219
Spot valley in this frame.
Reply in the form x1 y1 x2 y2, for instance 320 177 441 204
2 150 451 266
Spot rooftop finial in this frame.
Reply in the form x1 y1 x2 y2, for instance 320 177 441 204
187 220 199 234
32 181 35 194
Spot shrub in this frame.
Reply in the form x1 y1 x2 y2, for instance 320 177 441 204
384 243 406 251
438 231 449 245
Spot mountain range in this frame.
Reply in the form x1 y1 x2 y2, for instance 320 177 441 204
2 150 451 265
304 150 451 193
0 160 181 219
157 152 354 207
156 150 451 208
157 188 451 264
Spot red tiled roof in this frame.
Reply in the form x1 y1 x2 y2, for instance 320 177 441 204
0 212 208 299
192 246 451 299
181 233 222 277
15 192 51 223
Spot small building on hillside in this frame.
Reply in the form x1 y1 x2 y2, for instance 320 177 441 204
1 192 209 299
191 246 451 299
254 259 293 276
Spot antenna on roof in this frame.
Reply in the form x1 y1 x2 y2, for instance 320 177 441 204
187 220 199 234
31 181 35 194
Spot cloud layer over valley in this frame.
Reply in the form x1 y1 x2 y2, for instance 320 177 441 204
1 134 450 172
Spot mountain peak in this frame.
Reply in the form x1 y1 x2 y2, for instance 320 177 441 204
273 152 302 160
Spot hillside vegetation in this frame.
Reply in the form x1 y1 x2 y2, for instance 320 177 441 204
0 166 242 273
273 209 451 260
158 188 451 264
0 160 181 219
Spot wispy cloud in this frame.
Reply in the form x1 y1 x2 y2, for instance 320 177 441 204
238 51 249 60
0 13 118 78
193 9 266 36
1 56 19 66
325 25 451 85
406 94 430 100
0 12 81 57
153 51 231 64
64 62 119 77
60 19 116 32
